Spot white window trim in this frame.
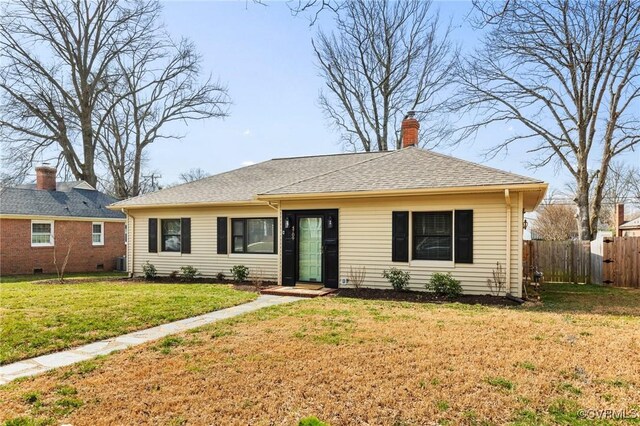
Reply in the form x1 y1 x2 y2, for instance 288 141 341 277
409 210 456 265
92 222 104 246
160 218 181 253
31 220 54 247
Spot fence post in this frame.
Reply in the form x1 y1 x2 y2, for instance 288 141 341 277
584 240 591 285
570 242 576 284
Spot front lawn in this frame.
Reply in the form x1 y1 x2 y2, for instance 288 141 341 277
1 283 638 425
526 282 640 316
0 277 257 364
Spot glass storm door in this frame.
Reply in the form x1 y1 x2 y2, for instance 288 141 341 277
298 217 323 282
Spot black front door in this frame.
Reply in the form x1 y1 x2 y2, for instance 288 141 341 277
282 209 339 288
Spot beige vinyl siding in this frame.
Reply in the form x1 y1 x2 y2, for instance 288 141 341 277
281 191 524 296
128 205 278 280
124 190 526 296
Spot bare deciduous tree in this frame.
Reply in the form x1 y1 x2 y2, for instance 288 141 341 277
631 169 640 206
599 162 640 227
313 0 456 152
0 0 229 196
0 0 159 187
453 0 640 241
179 168 211 184
288 0 342 25
53 237 73 284
533 203 579 241
98 38 228 198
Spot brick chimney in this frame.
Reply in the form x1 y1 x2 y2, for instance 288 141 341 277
401 111 419 148
35 165 57 191
614 203 625 236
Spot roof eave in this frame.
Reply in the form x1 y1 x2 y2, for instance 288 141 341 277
0 213 126 222
107 199 269 210
256 182 549 201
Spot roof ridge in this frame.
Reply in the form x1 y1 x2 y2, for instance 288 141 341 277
270 151 386 161
420 149 542 183
260 149 400 195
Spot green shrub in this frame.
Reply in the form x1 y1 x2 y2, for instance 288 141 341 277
382 268 410 291
21 391 40 404
486 376 514 390
426 272 462 297
142 261 157 280
180 265 200 281
298 417 329 426
230 265 249 283
3 418 52 426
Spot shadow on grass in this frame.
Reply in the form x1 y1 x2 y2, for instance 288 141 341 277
0 271 128 284
524 282 640 317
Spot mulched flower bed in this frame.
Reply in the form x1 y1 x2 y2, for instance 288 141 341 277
335 287 520 306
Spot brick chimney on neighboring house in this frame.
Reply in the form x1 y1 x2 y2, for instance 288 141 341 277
614 203 625 236
35 165 57 191
401 111 420 148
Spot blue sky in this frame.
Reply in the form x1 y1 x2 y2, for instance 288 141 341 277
149 1 637 192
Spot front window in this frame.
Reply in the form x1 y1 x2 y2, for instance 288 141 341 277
231 218 276 254
32 221 54 246
161 219 181 252
92 222 104 245
413 212 452 261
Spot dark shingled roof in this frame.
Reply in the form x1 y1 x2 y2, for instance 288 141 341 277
0 184 125 219
111 147 544 208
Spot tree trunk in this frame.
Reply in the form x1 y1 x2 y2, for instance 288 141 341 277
576 172 592 241
132 147 143 197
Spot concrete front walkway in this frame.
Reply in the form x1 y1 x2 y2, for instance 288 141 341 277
0 294 302 385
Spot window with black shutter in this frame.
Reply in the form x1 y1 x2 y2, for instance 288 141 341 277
181 218 191 254
412 212 453 261
148 218 158 253
392 211 409 262
217 217 228 254
161 219 181 252
454 210 473 263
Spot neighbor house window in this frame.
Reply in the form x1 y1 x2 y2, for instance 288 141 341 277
31 221 54 247
161 219 181 252
231 218 276 254
92 222 104 246
412 212 452 261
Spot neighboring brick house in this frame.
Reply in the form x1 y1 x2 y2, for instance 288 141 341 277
615 204 640 237
0 166 126 275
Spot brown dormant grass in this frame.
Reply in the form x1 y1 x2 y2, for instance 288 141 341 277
1 293 639 425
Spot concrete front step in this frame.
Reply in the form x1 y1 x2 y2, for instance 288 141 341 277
260 286 337 298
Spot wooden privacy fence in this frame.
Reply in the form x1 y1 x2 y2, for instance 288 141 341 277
602 237 640 288
524 237 640 288
523 240 593 284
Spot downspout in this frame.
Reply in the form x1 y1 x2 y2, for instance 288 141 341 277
504 189 511 295
122 208 135 278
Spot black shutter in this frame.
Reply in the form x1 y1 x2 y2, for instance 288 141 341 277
455 210 473 263
323 212 339 288
282 213 296 285
148 218 158 253
217 217 228 254
392 211 409 262
181 218 191 254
